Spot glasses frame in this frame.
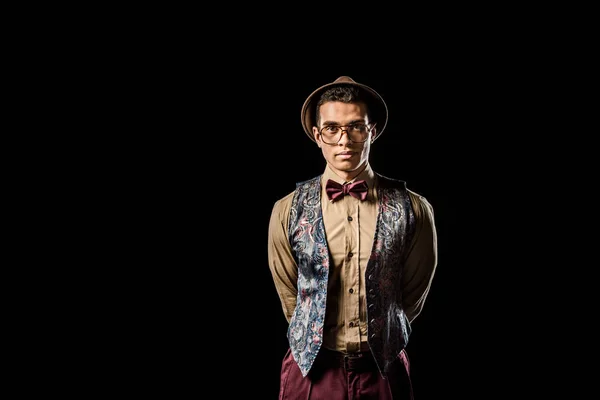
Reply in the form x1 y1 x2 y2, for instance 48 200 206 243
318 122 376 145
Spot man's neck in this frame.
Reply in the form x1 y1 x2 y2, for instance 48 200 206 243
329 163 368 183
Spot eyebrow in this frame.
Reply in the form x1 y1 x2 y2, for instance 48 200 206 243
322 119 365 126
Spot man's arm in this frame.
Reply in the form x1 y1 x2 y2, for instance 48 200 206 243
267 193 298 323
402 192 438 323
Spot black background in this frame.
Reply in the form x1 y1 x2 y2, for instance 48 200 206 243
99 36 577 398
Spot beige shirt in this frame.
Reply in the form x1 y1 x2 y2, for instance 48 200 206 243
268 163 438 354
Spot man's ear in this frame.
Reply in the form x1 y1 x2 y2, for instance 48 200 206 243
312 127 321 147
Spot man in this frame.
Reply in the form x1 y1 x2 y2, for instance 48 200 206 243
268 76 438 399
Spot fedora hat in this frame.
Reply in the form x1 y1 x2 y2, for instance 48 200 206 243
301 76 388 143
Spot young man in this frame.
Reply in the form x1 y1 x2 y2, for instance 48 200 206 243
268 76 438 399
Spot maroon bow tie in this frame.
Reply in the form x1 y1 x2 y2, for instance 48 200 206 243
325 179 368 202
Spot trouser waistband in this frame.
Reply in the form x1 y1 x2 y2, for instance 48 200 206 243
316 348 378 372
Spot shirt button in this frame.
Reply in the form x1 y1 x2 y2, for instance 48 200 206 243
347 216 353 221
348 252 353 258
349 322 354 327
349 288 354 294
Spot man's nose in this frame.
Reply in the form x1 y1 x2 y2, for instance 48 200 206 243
338 129 352 144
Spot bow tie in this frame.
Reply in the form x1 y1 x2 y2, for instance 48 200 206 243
325 179 368 202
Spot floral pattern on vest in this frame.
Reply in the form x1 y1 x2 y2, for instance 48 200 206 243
288 174 415 377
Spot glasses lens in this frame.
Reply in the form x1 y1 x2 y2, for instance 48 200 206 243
320 124 369 144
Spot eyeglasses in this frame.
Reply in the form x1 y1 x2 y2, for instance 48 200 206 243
319 123 376 145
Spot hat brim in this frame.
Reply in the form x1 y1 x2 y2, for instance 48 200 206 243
301 79 388 143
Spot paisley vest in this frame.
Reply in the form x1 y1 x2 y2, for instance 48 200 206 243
287 173 416 377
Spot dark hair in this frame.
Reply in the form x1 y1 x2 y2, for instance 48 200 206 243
315 86 371 127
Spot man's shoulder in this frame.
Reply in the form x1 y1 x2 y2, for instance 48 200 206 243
273 190 295 208
270 190 295 224
275 175 321 201
271 174 322 215
375 173 407 189
374 173 433 216
294 175 321 189
375 173 427 197
407 189 434 220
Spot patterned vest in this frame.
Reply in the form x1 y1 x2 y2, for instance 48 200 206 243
287 173 416 377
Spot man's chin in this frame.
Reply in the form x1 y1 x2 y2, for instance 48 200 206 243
329 160 362 172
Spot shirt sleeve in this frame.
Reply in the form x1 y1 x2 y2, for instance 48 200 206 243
267 193 298 323
402 192 438 323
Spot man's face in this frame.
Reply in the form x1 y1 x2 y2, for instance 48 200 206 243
312 101 374 180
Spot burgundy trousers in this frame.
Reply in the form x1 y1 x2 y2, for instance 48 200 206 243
278 347 414 400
